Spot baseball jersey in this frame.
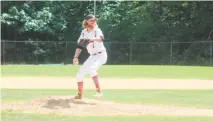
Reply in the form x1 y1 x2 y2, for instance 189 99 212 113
77 27 106 55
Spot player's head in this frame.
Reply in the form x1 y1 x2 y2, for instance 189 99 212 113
82 14 98 29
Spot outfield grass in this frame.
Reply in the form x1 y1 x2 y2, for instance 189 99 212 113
2 111 213 121
1 65 213 79
2 89 213 109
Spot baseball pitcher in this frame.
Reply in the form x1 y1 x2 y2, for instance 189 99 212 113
73 14 107 99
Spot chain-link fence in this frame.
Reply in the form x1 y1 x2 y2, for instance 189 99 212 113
1 40 213 66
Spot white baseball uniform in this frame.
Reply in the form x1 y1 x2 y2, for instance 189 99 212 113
76 27 107 81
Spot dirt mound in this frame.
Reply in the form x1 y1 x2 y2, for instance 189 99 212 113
2 96 213 116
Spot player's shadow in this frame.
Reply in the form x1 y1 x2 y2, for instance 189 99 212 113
42 98 97 109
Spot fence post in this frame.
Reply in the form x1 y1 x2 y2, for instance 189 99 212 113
2 41 5 64
210 41 213 66
130 41 132 65
65 41 68 64
170 42 173 64
36 41 39 65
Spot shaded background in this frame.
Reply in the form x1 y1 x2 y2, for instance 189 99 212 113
1 1 213 65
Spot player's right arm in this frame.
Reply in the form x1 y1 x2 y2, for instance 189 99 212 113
73 31 84 65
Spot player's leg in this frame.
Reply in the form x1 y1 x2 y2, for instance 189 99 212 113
88 52 107 97
74 56 95 99
88 60 102 93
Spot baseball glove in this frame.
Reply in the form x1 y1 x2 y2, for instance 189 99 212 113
78 38 90 48
73 58 79 65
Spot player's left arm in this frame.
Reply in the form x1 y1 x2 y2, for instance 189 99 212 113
90 28 104 42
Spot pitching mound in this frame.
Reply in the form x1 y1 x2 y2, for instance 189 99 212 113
2 96 213 116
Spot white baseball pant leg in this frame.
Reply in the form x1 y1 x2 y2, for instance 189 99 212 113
76 51 107 82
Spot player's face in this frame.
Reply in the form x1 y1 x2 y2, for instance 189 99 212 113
87 18 96 27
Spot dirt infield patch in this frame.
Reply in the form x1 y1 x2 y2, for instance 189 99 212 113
2 96 213 116
1 77 213 89
1 77 213 116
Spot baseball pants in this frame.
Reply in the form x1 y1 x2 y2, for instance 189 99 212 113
76 51 107 82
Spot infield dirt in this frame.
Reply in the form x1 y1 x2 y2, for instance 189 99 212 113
1 77 213 116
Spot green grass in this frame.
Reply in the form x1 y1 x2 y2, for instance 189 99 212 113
1 65 213 79
1 111 213 121
2 89 213 109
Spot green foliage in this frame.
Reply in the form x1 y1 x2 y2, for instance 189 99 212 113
1 1 213 65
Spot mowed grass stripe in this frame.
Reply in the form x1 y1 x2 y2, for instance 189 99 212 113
1 111 213 121
1 65 213 79
2 89 213 109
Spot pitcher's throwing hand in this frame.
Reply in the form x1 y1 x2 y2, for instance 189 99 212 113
73 58 79 65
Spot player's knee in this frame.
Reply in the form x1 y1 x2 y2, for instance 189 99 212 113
88 71 97 77
76 72 83 81
76 75 83 82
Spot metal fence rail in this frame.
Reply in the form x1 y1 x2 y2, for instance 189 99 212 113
1 40 213 66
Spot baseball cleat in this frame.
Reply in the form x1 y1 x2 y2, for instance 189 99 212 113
73 93 82 99
94 92 103 98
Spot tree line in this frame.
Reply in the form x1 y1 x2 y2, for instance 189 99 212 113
1 1 213 65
